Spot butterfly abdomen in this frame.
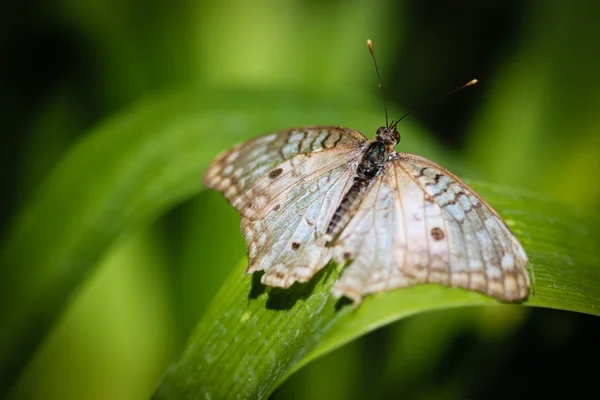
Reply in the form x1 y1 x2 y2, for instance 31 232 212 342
324 140 391 245
325 178 368 243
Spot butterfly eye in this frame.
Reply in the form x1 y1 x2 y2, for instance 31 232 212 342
376 126 386 136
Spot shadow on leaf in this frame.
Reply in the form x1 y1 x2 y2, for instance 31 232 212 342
247 262 340 311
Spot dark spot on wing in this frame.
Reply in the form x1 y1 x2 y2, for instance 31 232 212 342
269 168 283 179
431 227 445 241
272 204 281 212
291 242 300 250
343 252 352 261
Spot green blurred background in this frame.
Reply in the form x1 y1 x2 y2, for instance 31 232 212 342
1 0 599 399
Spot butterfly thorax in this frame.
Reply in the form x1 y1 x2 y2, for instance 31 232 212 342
354 125 399 180
324 130 397 245
356 140 387 179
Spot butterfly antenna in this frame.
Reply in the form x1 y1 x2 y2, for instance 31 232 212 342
395 79 478 125
367 39 389 128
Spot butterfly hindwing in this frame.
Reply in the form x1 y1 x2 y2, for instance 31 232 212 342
332 152 529 303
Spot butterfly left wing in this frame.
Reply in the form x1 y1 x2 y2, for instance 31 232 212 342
204 126 368 288
331 152 530 304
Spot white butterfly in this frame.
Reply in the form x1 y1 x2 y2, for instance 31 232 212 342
203 40 529 305
203 124 529 304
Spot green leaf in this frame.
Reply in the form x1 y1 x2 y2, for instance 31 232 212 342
153 184 600 399
0 86 431 395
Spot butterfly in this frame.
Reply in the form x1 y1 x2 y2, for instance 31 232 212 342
203 41 530 305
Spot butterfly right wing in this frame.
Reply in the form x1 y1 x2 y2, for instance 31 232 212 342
330 152 529 304
204 126 367 288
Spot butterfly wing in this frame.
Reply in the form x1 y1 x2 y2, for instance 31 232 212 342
331 152 529 303
204 126 368 287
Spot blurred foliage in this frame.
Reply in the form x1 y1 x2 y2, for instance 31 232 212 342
1 0 599 399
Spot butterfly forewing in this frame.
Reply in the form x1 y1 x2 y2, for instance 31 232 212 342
331 152 529 303
203 126 367 287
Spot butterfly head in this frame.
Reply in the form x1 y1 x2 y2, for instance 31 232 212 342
375 122 400 147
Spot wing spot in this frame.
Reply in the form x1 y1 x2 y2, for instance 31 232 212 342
248 242 257 258
254 196 267 209
226 151 239 163
268 168 283 179
291 242 300 251
343 252 352 261
233 168 244 178
431 227 445 241
223 165 234 175
220 177 231 188
224 186 237 198
272 204 281 212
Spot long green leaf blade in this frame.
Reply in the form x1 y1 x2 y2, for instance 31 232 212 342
154 184 599 399
0 88 402 396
